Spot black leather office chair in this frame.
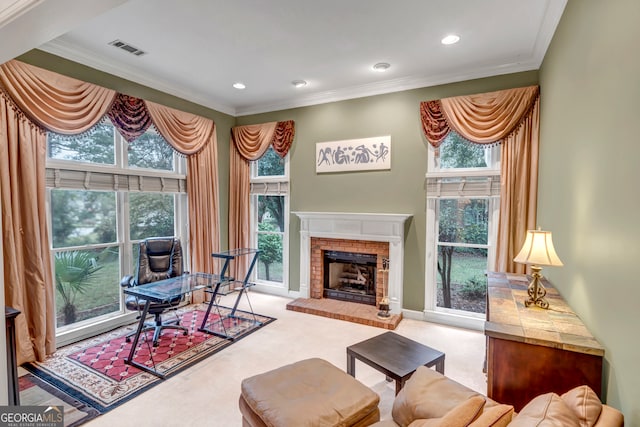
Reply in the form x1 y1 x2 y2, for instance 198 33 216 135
120 237 188 346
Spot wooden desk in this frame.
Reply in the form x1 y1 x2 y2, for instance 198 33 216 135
485 272 604 412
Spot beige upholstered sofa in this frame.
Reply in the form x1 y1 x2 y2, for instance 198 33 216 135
371 365 624 427
239 358 624 427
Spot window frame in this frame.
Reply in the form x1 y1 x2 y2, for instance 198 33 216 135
424 135 500 331
249 148 290 295
46 126 188 346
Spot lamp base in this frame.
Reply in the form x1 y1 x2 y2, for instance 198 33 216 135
524 266 549 309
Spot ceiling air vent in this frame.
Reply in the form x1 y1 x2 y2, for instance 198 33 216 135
109 39 146 56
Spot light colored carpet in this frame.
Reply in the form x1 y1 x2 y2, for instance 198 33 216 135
83 291 487 426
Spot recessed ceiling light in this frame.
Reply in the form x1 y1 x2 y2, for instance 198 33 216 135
441 34 460 45
372 62 391 72
292 80 307 88
233 82 246 90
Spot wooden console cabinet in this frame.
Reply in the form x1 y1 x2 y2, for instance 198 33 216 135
485 272 603 412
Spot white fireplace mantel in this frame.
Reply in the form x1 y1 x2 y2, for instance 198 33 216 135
293 212 412 314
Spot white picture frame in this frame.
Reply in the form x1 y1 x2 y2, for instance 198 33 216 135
316 136 391 173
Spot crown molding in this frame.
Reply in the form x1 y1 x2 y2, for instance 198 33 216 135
0 0 43 28
39 39 237 116
532 0 568 65
235 59 539 116
41 13 554 118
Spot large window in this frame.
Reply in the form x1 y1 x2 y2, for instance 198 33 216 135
425 131 500 327
46 123 187 340
250 146 289 291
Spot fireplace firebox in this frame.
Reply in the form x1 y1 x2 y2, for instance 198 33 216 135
323 250 377 306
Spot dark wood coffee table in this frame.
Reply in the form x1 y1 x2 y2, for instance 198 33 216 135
347 331 445 395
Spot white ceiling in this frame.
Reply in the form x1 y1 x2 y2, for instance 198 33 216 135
2 0 566 116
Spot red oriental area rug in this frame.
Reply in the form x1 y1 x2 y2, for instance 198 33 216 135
23 305 275 416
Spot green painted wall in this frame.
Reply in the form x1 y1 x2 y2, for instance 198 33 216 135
539 0 639 422
237 71 538 310
16 49 235 250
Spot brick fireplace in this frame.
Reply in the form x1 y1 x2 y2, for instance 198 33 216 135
310 237 390 306
294 212 412 315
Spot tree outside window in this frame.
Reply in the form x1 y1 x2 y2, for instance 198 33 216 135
437 199 488 313
251 146 288 287
47 125 185 331
427 131 499 316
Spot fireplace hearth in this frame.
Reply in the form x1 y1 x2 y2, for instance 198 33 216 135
323 250 377 306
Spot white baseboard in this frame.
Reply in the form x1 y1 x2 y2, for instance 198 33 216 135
422 309 485 331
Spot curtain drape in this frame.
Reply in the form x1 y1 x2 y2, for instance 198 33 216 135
0 60 116 134
0 91 56 364
0 59 219 362
107 94 152 142
146 101 220 281
420 85 540 273
229 121 294 279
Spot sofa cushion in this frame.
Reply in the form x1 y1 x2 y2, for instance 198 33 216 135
392 366 482 426
561 386 602 427
407 395 486 427
468 404 514 427
510 392 580 426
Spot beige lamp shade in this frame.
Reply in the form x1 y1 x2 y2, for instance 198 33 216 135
514 229 564 267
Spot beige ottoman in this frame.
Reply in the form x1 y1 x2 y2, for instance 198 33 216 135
239 358 380 427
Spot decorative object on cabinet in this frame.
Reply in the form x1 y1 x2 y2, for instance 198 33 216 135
513 228 563 309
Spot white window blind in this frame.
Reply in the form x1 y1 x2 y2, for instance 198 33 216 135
426 174 500 198
249 181 289 195
46 167 186 193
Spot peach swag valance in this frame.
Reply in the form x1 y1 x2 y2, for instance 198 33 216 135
420 85 539 146
420 86 540 273
0 59 220 364
231 120 295 160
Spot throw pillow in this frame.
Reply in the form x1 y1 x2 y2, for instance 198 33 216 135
468 404 514 427
510 392 580 427
406 395 486 427
392 367 480 426
561 385 603 427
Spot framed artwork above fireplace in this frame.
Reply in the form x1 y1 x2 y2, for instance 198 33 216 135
315 136 391 173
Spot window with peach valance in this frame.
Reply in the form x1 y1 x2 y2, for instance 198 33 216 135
420 85 540 273
229 121 295 278
0 59 219 364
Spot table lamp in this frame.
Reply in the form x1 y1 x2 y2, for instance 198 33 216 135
513 229 563 309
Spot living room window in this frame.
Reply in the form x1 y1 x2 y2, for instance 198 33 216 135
250 146 289 291
46 123 187 343
425 131 500 328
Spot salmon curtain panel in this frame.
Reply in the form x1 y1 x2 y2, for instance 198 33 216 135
420 85 540 273
0 59 219 364
146 100 220 275
229 121 294 278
